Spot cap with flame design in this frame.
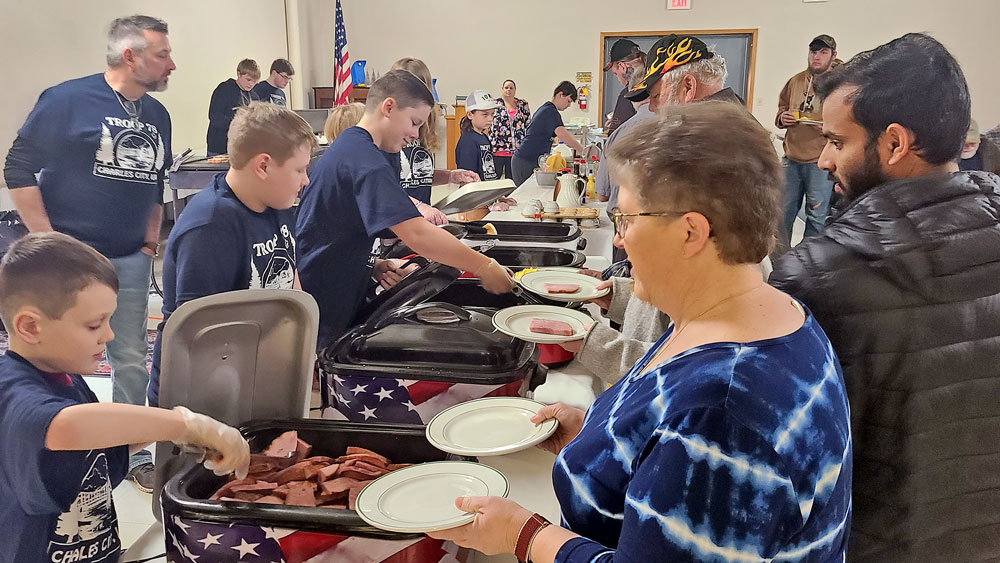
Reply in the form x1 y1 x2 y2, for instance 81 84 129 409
625 35 714 102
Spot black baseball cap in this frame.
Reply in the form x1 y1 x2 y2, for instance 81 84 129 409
626 35 714 101
809 34 837 51
603 39 641 71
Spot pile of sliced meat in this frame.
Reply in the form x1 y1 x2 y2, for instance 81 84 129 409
210 430 410 510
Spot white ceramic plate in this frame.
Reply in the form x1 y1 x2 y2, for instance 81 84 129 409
492 305 593 343
355 462 509 533
516 270 610 302
426 397 559 456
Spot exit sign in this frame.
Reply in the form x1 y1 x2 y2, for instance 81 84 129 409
668 0 691 9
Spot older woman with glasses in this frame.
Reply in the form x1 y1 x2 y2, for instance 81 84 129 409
430 101 853 562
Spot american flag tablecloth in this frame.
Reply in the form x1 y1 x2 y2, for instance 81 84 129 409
163 514 468 563
320 372 528 424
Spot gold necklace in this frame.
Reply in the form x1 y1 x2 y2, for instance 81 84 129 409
650 284 766 368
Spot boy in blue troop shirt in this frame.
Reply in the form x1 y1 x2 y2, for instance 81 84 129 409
206 58 260 155
149 102 316 407
511 81 586 186
0 232 249 563
252 58 294 106
296 70 514 347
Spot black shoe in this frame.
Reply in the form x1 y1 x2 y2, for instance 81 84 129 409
126 462 155 493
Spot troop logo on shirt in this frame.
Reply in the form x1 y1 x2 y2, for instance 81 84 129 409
480 143 496 180
93 117 165 184
400 144 434 189
48 452 120 563
250 223 296 289
269 93 285 105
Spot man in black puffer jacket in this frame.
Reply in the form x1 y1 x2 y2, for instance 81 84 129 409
771 33 1000 562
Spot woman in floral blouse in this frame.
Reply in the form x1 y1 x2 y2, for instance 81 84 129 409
489 79 530 180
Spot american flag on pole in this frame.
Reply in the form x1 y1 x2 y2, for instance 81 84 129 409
333 0 353 106
163 514 468 563
320 373 528 424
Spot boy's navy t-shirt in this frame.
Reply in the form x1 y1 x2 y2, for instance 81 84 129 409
456 130 498 181
399 140 435 203
0 352 129 563
148 173 296 406
251 81 287 106
15 73 172 258
296 126 421 347
514 101 563 164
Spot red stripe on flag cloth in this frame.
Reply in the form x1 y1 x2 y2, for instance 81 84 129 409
406 380 455 405
279 531 349 563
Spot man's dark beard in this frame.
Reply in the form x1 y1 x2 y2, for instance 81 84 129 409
831 139 891 203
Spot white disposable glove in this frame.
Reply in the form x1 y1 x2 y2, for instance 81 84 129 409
173 406 251 480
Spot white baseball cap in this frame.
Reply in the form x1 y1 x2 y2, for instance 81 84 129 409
465 90 501 112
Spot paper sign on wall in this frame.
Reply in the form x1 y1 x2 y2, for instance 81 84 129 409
576 72 592 83
667 0 691 9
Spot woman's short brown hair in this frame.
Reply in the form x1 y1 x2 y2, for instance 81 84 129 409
607 101 782 264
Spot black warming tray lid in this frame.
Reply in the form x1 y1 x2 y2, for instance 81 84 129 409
461 220 581 243
323 302 535 385
160 419 473 539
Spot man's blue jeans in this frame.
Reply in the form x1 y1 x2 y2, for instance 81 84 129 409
108 250 153 469
782 157 834 240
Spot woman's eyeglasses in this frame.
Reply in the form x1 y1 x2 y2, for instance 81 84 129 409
611 207 692 236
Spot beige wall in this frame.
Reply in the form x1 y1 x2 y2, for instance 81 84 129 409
298 0 998 163
0 0 289 195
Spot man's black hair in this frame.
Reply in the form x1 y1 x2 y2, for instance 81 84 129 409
815 32 970 164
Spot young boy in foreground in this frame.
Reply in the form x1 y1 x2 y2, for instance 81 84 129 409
0 232 249 563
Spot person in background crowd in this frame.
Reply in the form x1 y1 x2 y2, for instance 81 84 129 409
569 35 744 382
984 122 1000 148
148 102 316 407
295 71 513 347
776 35 842 243
511 81 585 186
602 38 646 134
771 33 1000 562
252 58 294 106
489 79 530 179
456 90 500 182
430 101 852 563
959 118 1000 174
2 14 175 492
389 58 476 225
207 58 259 155
323 102 365 143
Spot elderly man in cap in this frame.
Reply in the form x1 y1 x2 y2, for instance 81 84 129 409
776 34 842 244
603 39 645 133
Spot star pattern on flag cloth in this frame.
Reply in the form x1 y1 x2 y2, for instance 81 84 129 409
350 384 367 395
197 532 223 549
375 387 394 401
232 538 260 558
361 405 378 420
163 515 284 563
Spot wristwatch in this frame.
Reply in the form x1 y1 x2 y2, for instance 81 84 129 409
143 241 160 256
514 513 550 563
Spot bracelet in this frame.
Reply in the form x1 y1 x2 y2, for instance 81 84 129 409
514 513 550 563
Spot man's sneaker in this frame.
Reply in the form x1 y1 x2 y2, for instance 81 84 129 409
126 462 155 493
